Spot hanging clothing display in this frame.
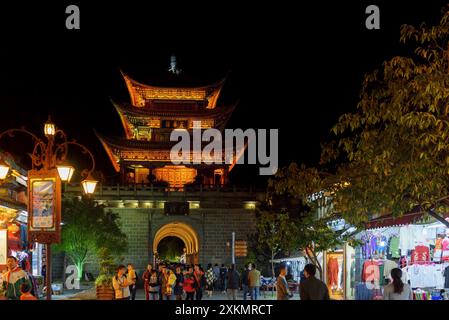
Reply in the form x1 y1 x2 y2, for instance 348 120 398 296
361 260 380 283
361 233 374 259
377 235 388 257
355 282 382 300
402 264 446 289
355 223 449 299
434 237 443 262
383 259 398 281
399 225 426 254
327 257 339 287
442 237 449 262
388 236 400 258
411 245 430 264
338 260 344 289
444 266 449 289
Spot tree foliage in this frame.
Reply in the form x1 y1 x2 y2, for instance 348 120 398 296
53 196 128 280
270 8 449 228
325 9 449 226
268 163 354 279
254 210 297 278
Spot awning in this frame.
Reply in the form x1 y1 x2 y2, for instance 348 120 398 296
365 210 449 229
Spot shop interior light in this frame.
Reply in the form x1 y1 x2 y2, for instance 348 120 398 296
0 158 10 180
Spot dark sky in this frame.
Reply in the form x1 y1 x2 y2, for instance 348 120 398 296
0 1 447 186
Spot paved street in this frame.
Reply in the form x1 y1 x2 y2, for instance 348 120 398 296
50 286 300 300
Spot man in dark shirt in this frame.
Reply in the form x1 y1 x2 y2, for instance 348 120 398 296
299 264 330 300
241 264 250 300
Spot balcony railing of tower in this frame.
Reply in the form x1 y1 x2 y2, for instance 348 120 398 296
64 183 265 197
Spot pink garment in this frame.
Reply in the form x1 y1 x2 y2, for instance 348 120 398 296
442 238 449 261
362 260 380 283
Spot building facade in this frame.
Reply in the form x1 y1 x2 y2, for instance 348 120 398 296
59 69 261 277
69 185 262 275
96 70 238 189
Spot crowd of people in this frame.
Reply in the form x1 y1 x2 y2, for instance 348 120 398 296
112 261 345 301
113 262 267 301
1 254 412 301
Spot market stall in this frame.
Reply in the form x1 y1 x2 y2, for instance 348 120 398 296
353 217 449 300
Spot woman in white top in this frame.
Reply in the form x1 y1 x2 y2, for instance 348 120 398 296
113 265 131 300
383 268 413 300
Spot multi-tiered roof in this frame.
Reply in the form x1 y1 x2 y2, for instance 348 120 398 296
96 69 236 188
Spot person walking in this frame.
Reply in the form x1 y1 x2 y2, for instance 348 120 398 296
383 268 413 300
127 263 137 300
205 264 215 298
157 264 164 300
213 263 220 291
219 264 228 293
248 263 261 300
241 264 251 300
183 273 196 300
174 266 184 300
147 270 160 300
2 256 31 300
194 264 205 300
142 264 153 300
299 264 330 300
226 264 240 300
112 265 131 300
161 267 177 300
276 265 293 300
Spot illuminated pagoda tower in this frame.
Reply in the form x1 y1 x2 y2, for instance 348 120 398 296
96 62 237 189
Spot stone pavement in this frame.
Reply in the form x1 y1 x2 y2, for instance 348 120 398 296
49 287 301 300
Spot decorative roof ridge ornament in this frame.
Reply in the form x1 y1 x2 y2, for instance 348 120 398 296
168 55 181 75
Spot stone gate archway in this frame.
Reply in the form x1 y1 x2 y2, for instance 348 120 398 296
153 222 199 265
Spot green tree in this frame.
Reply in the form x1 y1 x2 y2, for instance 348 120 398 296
269 8 449 229
325 7 449 227
255 210 297 279
53 196 128 281
269 163 355 280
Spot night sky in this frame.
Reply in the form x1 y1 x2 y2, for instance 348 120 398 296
0 1 447 187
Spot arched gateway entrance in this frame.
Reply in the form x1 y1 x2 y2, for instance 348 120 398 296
153 222 199 265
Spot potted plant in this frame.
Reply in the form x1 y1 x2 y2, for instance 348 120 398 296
95 247 115 300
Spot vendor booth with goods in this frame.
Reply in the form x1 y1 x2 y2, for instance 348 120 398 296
350 213 449 300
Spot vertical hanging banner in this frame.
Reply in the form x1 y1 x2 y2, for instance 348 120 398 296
0 229 7 265
27 169 61 244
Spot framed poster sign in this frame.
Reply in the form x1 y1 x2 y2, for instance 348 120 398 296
28 169 61 244
0 229 6 265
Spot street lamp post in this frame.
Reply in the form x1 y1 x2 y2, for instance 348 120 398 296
0 117 98 300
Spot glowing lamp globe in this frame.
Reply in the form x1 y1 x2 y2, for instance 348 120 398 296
81 174 98 195
44 117 56 137
56 164 75 182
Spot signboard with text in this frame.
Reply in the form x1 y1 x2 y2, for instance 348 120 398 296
28 169 61 244
164 202 189 216
235 240 248 257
